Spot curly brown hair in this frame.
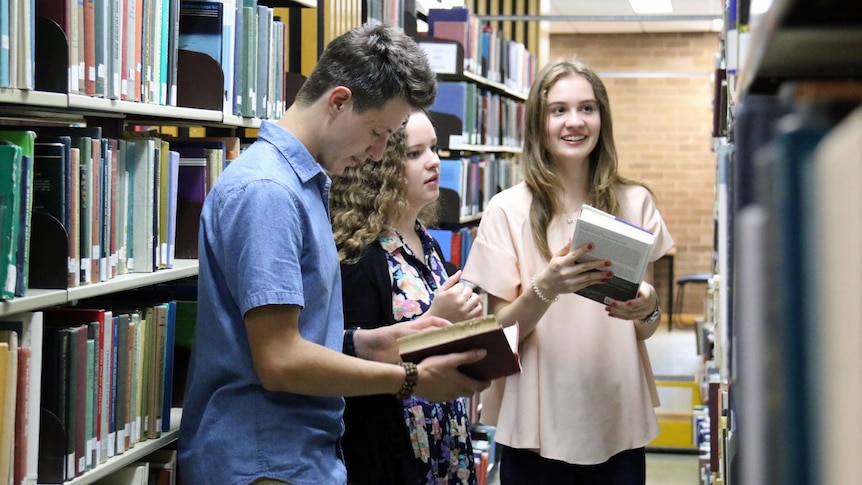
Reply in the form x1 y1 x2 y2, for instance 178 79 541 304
330 114 440 264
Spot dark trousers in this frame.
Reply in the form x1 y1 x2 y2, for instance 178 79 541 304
498 445 646 485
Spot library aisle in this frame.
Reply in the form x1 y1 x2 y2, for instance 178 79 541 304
485 323 701 485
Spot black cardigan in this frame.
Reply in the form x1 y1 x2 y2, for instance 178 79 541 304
339 241 449 485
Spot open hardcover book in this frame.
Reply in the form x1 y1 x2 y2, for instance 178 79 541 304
572 204 656 305
397 315 521 380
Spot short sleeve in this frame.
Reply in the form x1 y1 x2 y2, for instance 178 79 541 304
462 198 522 302
214 180 305 315
619 185 675 262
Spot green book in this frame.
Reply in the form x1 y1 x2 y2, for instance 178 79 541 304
0 143 22 300
0 131 35 296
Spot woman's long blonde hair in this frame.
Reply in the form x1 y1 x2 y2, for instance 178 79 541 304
330 110 439 264
521 58 649 260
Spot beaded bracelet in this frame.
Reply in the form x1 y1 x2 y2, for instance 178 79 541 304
531 275 559 304
395 362 418 400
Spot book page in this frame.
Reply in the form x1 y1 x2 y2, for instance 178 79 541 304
573 220 654 283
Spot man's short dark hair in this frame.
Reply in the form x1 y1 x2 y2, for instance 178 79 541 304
295 24 437 112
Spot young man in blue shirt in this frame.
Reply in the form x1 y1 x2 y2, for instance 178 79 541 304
178 24 491 485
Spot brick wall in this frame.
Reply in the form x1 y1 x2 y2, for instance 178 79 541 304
550 32 720 315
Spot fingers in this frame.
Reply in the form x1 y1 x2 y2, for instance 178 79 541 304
438 270 462 291
413 315 451 330
555 238 573 257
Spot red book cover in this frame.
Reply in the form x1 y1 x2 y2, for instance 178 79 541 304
84 0 96 95
449 230 462 268
133 0 144 102
13 347 30 485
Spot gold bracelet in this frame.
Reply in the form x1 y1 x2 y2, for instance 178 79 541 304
395 362 418 400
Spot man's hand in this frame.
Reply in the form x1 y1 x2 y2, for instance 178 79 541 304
414 349 492 402
355 315 451 363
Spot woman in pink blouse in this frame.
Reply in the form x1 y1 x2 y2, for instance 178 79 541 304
462 58 674 484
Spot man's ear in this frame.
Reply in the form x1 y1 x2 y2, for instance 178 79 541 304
328 86 352 114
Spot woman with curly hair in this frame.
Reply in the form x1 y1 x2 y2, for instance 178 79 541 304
331 109 484 485
461 58 674 484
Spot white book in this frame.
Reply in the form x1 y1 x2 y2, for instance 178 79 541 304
813 105 862 485
571 204 656 304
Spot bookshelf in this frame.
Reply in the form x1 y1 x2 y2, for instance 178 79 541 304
1 0 322 483
62 408 182 485
715 1 862 484
0 261 198 319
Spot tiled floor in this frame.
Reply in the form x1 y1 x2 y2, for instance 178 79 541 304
485 323 702 485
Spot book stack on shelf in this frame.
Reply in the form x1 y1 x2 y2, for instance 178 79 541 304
0 0 320 482
31 0 305 121
0 125 244 306
416 5 533 276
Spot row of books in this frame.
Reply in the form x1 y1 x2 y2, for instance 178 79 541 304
0 301 180 484
437 154 519 223
34 0 290 119
431 81 526 150
429 226 476 270
426 7 536 96
0 0 35 90
471 424 497 485
0 127 237 300
92 449 176 485
731 92 862 485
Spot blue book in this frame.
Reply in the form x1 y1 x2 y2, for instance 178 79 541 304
427 229 453 262
430 82 469 145
178 1 223 64
439 158 468 219
427 7 471 33
165 151 179 268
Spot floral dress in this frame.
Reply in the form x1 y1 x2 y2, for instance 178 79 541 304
380 223 477 485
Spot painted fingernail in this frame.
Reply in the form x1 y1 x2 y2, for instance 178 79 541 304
587 243 594 250
606 272 614 278
604 261 612 267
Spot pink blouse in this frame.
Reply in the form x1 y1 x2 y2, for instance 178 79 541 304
462 182 674 465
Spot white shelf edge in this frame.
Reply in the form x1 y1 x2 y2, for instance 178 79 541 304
67 95 223 122
223 113 262 128
461 71 528 101
0 88 69 108
67 260 198 302
448 143 522 154
60 408 182 485
0 289 69 317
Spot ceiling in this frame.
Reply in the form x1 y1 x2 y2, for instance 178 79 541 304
545 0 725 34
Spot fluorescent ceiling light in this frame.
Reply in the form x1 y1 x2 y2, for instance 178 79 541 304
629 0 673 14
